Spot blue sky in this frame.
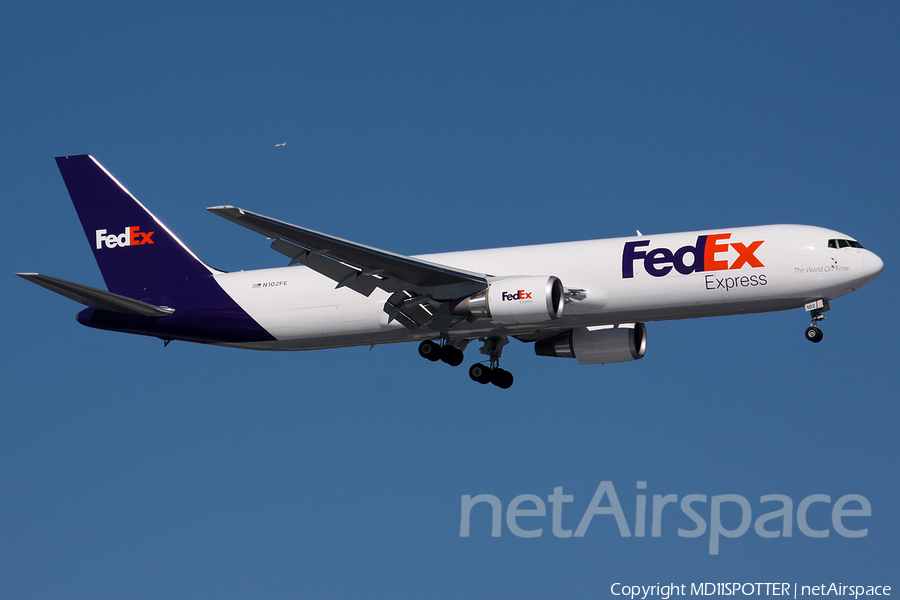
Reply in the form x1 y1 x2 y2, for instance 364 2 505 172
1 2 898 598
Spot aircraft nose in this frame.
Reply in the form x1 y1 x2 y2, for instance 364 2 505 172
864 250 884 281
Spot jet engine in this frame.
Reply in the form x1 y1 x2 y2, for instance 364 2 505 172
451 275 565 324
534 323 647 364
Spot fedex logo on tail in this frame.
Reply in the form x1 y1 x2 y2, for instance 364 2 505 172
95 226 155 249
622 233 764 279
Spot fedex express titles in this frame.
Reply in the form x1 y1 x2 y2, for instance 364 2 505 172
622 233 768 290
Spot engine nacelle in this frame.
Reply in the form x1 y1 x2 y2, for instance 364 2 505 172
534 323 647 364
451 275 565 324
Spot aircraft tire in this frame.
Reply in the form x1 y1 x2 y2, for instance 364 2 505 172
490 368 514 389
469 364 492 384
418 340 442 361
440 346 464 366
805 327 823 343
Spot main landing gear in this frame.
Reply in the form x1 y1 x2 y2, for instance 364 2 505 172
417 336 515 389
468 336 514 389
804 299 829 344
468 363 513 389
418 339 464 366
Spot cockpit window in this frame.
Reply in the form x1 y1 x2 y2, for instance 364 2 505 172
828 238 864 249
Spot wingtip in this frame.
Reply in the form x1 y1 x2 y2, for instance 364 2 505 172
207 206 247 220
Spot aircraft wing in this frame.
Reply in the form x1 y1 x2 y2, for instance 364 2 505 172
207 205 489 330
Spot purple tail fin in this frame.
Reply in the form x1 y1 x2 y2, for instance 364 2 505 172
56 155 214 296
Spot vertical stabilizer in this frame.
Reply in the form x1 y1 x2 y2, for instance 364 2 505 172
56 155 214 296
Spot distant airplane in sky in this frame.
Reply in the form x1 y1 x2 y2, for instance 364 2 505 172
17 156 884 388
275 142 286 147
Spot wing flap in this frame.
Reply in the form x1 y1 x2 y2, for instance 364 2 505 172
270 238 385 296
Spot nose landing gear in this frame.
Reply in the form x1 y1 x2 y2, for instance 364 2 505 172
804 299 829 343
805 325 824 343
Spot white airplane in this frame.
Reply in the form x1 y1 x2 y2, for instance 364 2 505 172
17 155 884 389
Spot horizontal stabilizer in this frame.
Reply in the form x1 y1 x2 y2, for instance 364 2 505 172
15 273 175 317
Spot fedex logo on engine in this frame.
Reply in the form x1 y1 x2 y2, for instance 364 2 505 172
502 290 533 301
95 226 155 249
622 233 764 278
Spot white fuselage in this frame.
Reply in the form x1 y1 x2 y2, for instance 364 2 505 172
214 224 883 350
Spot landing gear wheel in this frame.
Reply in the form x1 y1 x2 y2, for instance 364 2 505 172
440 345 464 366
469 364 492 384
418 340 442 361
805 327 824 343
490 368 514 389
470 336 513 389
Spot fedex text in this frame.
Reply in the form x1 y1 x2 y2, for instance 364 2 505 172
622 234 764 279
95 226 154 249
502 290 533 302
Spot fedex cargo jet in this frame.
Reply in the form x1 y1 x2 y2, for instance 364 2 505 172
17 155 884 389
